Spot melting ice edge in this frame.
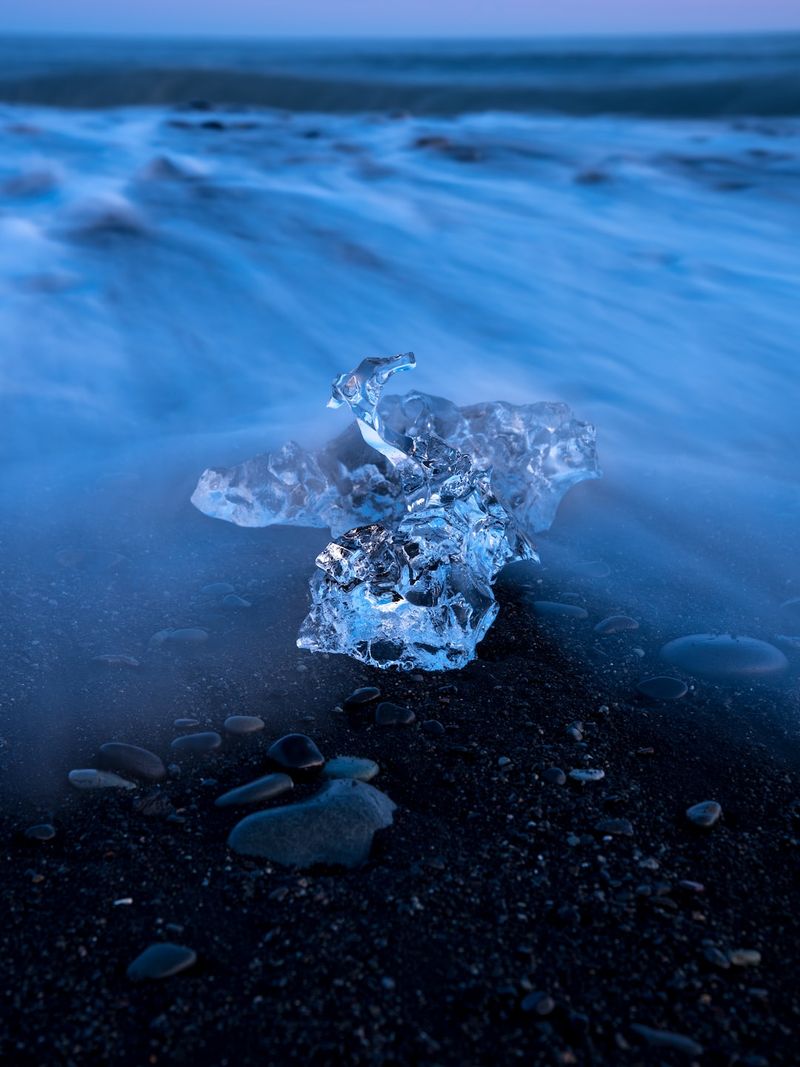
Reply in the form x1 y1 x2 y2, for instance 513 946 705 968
192 354 600 670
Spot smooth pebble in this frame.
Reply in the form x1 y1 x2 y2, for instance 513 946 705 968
215 773 293 808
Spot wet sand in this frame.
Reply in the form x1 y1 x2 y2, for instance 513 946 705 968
1 501 798 1065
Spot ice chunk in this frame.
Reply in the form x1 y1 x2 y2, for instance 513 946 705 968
192 353 599 671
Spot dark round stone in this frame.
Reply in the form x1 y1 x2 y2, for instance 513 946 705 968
375 702 416 726
127 942 197 980
343 687 381 709
268 733 324 771
422 719 446 737
170 731 222 756
594 615 639 635
541 766 566 785
636 676 688 701
98 742 166 782
173 718 200 728
661 634 788 680
24 823 56 841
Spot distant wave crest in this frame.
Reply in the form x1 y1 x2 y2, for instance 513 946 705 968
1 64 799 117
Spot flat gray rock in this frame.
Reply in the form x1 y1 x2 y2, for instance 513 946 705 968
68 768 136 790
228 779 395 868
215 773 294 807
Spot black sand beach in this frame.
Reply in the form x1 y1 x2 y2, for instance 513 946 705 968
1 495 798 1066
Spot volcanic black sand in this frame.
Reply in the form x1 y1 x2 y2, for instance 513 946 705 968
1 487 799 1066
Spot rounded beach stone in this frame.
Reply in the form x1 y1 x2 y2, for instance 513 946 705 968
170 731 222 756
594 615 639 635
68 768 136 791
24 823 56 841
660 634 788 680
375 702 416 726
343 686 381 709
686 800 722 828
99 742 166 781
200 582 234 597
542 767 566 785
127 942 197 980
222 594 251 609
91 654 141 668
215 773 293 808
636 676 688 701
174 718 200 728
227 779 395 868
223 715 265 735
595 817 634 836
268 733 324 771
569 768 605 783
421 719 445 737
323 756 379 782
532 600 589 620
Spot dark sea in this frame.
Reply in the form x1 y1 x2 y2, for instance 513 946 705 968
0 34 799 787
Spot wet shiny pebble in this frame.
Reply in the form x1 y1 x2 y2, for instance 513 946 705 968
569 768 605 783
200 582 234 597
636 676 688 701
223 715 265 735
99 742 166 781
222 594 251 609
375 702 416 726
422 719 445 737
24 823 56 841
68 768 136 791
661 634 788 680
170 731 222 756
343 686 381 709
268 733 324 771
686 800 722 828
595 817 634 836
215 773 293 807
542 767 566 785
127 942 197 981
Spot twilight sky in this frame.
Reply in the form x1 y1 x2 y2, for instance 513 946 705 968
2 0 799 36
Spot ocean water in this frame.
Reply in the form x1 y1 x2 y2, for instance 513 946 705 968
1 36 799 772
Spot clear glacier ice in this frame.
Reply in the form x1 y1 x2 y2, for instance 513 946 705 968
192 353 599 670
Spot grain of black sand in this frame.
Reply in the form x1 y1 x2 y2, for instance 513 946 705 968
1 509 799 1066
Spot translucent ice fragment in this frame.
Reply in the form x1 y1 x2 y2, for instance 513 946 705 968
191 353 600 670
